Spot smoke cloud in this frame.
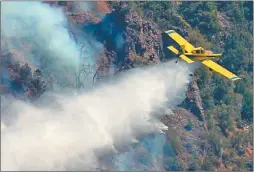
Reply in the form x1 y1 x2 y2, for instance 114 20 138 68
1 61 193 171
110 133 168 171
1 1 101 89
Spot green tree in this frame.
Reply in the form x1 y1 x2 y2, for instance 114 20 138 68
243 1 253 21
178 2 219 36
241 90 253 122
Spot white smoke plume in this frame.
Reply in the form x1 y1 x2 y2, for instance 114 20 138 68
1 1 100 88
1 61 193 171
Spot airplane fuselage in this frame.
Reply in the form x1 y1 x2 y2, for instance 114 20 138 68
179 44 222 62
184 53 222 61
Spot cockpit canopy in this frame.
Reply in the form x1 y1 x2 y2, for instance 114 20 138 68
192 47 205 54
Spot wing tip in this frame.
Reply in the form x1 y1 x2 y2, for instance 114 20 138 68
230 76 241 81
165 30 175 34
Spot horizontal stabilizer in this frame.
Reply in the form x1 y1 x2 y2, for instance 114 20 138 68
179 54 195 64
202 60 241 81
167 46 179 55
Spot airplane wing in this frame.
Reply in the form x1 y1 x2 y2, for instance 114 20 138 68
201 60 241 81
165 30 195 53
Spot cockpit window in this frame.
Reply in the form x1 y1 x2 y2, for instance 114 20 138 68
192 49 205 54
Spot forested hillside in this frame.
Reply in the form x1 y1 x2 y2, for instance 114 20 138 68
109 1 253 171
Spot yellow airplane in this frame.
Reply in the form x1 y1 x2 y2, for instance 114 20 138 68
164 30 241 81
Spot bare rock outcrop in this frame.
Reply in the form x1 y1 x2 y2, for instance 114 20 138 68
181 77 207 130
86 2 163 76
124 11 162 65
